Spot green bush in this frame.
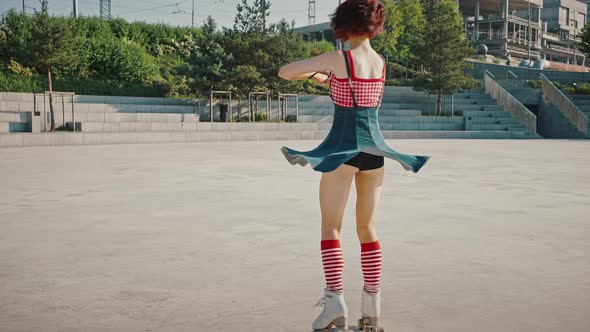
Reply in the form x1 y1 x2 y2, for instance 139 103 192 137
562 85 576 94
527 80 541 89
87 38 159 82
575 82 590 94
0 71 44 92
254 111 268 121
385 78 415 86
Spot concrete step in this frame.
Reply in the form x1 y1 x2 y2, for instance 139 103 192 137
297 109 335 116
462 110 512 117
81 121 323 132
319 122 463 131
300 102 426 111
454 104 504 111
381 130 540 139
0 129 541 147
77 113 200 122
300 110 425 118
381 95 492 103
451 91 488 96
75 104 197 113
469 117 521 124
382 91 428 98
0 101 199 114
196 122 320 131
380 123 463 131
75 95 201 106
568 95 590 101
470 123 526 131
438 98 497 105
380 109 422 116
380 116 464 124
382 102 425 109
81 121 199 132
297 115 334 123
296 101 333 109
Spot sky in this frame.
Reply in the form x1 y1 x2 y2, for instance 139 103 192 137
0 0 338 29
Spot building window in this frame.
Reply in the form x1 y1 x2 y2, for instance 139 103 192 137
560 6 570 25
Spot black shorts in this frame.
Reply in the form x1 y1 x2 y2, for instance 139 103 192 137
343 152 384 171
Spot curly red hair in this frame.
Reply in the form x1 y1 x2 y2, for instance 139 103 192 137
330 0 386 41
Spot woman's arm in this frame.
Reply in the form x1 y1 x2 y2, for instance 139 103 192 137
278 51 338 82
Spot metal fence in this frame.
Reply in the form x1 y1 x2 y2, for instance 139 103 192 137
34 91 76 132
468 61 590 83
540 74 588 134
484 70 537 133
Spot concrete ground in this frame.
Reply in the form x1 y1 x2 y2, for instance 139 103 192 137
0 139 589 332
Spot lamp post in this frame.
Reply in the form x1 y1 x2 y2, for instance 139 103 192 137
337 0 342 50
73 0 78 18
527 0 531 60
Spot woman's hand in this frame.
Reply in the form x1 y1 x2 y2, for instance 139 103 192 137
310 71 332 85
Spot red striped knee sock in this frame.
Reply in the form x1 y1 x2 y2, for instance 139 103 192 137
361 240 382 293
321 239 344 293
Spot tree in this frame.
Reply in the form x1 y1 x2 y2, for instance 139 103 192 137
396 0 426 78
22 7 80 131
230 0 271 35
371 0 403 58
189 38 233 93
202 15 218 37
580 24 590 58
412 0 477 115
0 10 35 63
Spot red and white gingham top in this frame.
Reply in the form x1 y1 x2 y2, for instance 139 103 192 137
329 50 386 108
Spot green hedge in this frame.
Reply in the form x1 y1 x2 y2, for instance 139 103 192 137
527 79 590 95
0 71 168 97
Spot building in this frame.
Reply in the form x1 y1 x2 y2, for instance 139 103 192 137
293 22 336 45
293 0 587 66
461 0 587 65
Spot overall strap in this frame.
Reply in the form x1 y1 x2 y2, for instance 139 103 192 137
377 54 386 108
343 50 359 109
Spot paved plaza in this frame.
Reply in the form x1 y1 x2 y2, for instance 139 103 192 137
0 139 589 332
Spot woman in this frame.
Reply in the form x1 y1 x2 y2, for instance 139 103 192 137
278 0 430 330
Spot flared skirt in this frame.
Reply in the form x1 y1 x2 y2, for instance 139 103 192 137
280 104 430 173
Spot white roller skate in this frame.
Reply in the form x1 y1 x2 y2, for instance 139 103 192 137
312 288 349 331
358 288 384 332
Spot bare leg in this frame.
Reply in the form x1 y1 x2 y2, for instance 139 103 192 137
319 164 358 240
355 166 384 243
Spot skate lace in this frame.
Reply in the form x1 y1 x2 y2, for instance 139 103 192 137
312 297 325 308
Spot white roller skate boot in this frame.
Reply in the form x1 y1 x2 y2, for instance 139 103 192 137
312 288 348 331
358 288 384 332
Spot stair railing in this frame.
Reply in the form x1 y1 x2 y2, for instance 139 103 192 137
484 70 537 134
539 74 587 134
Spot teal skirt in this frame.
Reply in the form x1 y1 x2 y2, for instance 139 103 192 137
280 104 430 173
